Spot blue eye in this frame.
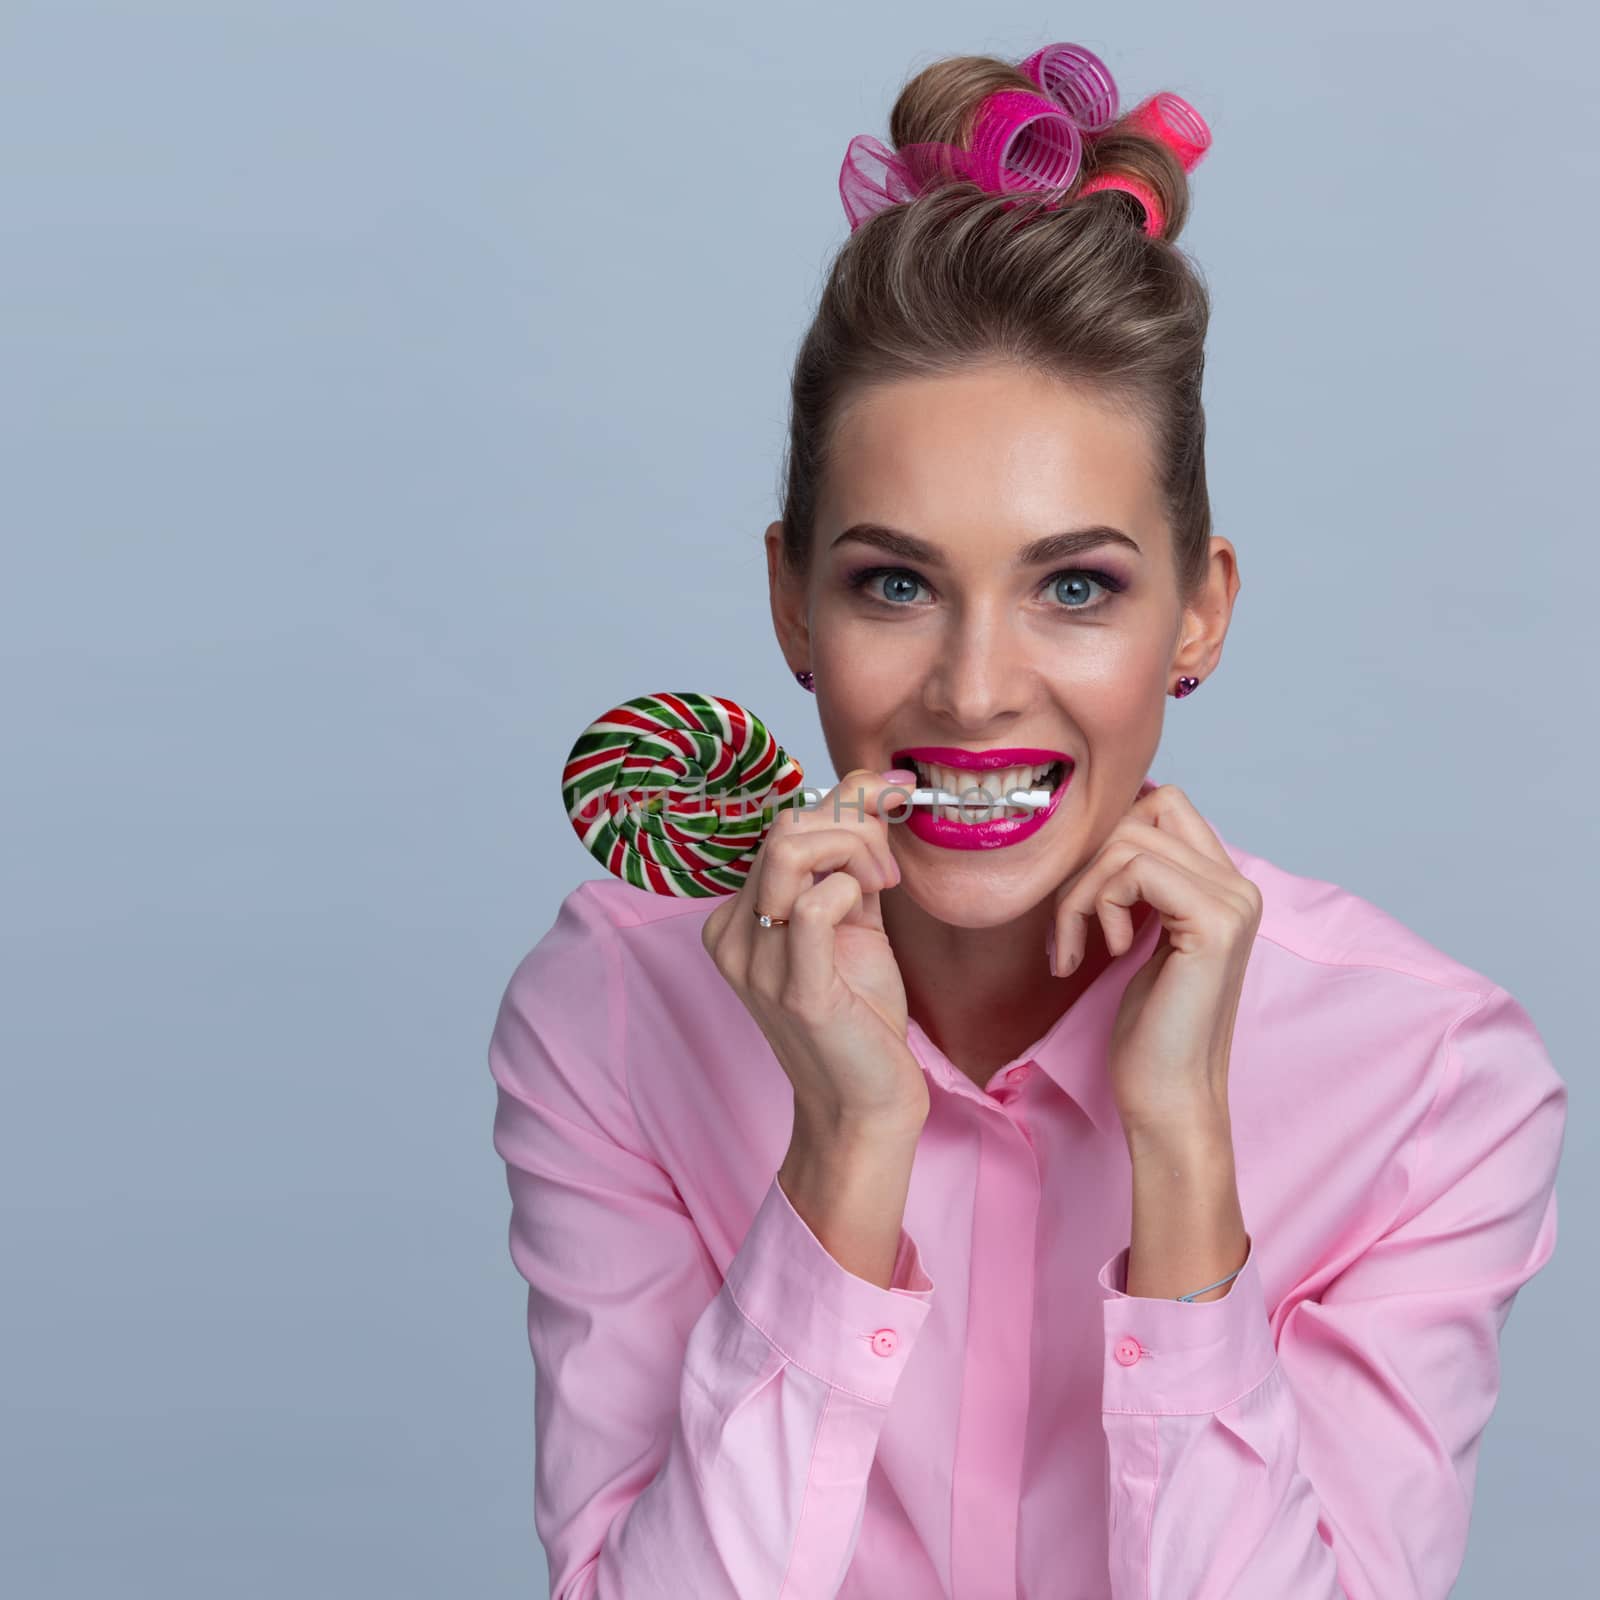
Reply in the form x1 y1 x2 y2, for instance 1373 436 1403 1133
1049 571 1114 609
860 570 925 605
843 565 1127 615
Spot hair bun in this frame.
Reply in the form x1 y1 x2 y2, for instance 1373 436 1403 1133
882 50 1201 243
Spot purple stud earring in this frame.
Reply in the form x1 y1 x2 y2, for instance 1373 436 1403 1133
1173 676 1200 698
795 669 815 692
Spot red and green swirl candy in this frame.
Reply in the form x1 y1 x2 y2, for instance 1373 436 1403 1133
562 691 807 896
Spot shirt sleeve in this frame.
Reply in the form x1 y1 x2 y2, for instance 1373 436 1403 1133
488 883 937 1599
1091 982 1567 1600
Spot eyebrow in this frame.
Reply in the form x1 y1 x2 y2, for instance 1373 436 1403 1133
830 521 1142 566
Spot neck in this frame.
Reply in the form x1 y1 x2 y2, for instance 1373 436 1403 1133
882 888 1144 1087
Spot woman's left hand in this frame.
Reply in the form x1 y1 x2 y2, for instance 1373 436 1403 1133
1048 783 1263 1149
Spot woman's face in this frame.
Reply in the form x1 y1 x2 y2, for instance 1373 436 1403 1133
767 360 1234 929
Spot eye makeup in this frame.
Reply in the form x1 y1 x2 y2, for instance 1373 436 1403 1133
841 563 1130 615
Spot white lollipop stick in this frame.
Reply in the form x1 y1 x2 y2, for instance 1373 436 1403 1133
796 785 1054 811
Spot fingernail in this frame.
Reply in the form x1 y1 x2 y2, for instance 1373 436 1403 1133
1045 925 1058 977
883 769 917 784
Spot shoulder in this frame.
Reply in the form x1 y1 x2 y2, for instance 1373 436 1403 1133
564 875 722 933
487 879 709 1131
490 874 727 1063
1214 821 1511 1036
1214 829 1564 1139
495 876 721 1016
488 875 763 1161
1219 832 1493 997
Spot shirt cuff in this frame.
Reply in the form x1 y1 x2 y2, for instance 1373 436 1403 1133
722 1172 936 1405
1097 1232 1278 1414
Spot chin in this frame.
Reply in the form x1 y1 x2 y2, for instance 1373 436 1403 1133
890 858 1061 927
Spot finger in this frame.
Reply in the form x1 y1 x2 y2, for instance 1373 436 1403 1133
1128 783 1235 871
744 826 891 988
750 774 905 900
733 803 805 946
1051 843 1132 975
1091 849 1219 958
781 869 864 1017
707 813 855 985
1113 812 1241 891
1113 803 1260 921
1063 813 1237 905
816 769 914 882
702 878 757 962
729 769 907 976
702 892 737 955
1052 826 1231 974
761 823 894 907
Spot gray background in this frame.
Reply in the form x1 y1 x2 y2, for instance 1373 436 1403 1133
2 1 1592 1594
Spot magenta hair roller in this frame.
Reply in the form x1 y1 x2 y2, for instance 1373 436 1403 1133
836 41 1211 243
1124 91 1212 173
967 88 1084 195
1016 43 1120 134
1077 92 1212 237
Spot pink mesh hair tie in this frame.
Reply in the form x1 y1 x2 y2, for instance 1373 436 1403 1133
838 134 981 228
838 42 1212 241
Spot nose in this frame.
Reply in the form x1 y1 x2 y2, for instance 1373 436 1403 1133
920 612 1033 729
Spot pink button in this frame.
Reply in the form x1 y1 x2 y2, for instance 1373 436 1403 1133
1113 1336 1143 1367
870 1328 899 1357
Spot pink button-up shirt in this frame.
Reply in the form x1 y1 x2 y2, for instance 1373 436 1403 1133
488 809 1566 1599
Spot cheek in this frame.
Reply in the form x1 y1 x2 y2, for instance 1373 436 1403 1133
815 684 897 763
1042 632 1168 708
811 610 915 709
807 652 899 768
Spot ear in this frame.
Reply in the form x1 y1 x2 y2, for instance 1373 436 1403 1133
1172 536 1241 681
765 520 811 674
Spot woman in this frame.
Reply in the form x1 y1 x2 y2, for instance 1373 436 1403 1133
489 45 1566 1599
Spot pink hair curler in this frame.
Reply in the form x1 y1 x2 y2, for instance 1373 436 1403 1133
1126 90 1211 172
837 43 1210 241
966 87 1084 195
1016 42 1120 133
1075 91 1211 238
837 87 1085 232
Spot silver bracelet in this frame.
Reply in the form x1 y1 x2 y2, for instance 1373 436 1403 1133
1176 1265 1242 1302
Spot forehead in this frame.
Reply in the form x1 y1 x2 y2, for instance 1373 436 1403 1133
821 364 1162 542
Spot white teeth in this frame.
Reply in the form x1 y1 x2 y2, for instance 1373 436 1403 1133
912 760 1062 822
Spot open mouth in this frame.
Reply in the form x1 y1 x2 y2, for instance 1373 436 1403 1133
900 757 1071 822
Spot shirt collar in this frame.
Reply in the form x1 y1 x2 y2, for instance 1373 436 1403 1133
906 897 1165 1138
899 782 1252 1138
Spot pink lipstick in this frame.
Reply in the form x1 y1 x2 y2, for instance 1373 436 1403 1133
890 746 1075 851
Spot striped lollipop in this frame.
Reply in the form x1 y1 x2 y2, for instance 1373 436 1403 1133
562 691 807 896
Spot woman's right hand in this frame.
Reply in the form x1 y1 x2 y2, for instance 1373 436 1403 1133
701 768 928 1136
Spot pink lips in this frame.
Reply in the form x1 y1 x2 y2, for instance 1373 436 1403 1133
890 746 1075 852
892 746 1069 771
